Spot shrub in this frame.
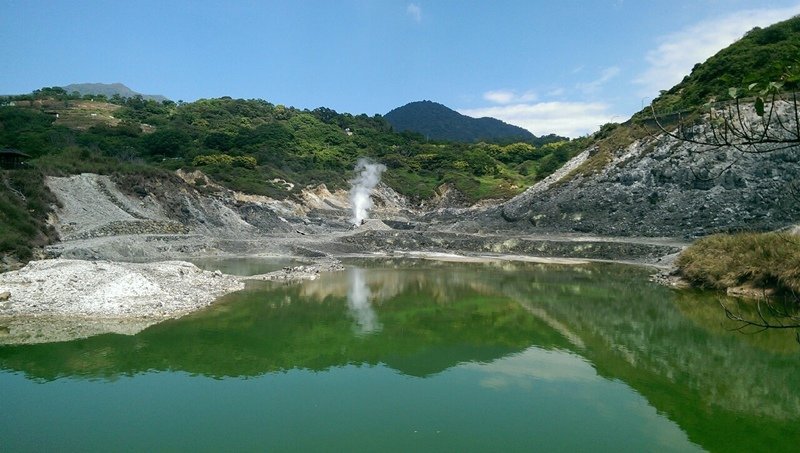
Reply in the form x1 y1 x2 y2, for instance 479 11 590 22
192 154 257 169
0 169 59 257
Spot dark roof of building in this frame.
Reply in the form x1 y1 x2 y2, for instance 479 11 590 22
0 149 31 157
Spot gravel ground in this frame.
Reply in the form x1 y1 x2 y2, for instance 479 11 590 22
47 174 169 240
0 258 344 344
0 259 243 319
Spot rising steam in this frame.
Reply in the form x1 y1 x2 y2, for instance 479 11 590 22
349 158 386 226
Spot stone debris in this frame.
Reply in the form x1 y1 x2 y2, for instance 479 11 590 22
70 220 189 239
0 259 243 320
0 257 345 344
247 260 345 282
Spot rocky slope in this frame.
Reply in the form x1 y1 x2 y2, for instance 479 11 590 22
496 120 800 238
43 171 415 255
34 166 686 266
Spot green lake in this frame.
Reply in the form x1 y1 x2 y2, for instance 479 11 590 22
1 259 798 452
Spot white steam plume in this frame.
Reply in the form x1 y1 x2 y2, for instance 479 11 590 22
349 158 386 226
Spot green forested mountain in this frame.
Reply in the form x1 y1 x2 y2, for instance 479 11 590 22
61 83 168 102
385 100 565 145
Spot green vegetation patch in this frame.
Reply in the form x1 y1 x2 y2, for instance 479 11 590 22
646 15 800 115
0 169 59 259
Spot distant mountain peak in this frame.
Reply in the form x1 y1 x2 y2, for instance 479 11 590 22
385 100 565 144
61 82 168 102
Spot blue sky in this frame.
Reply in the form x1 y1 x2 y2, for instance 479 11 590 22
2 0 800 137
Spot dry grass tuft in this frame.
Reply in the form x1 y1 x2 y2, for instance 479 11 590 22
677 232 800 295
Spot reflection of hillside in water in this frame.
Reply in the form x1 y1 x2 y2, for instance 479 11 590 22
299 264 481 304
1 260 799 450
488 265 800 451
0 262 566 381
503 278 800 421
337 260 800 442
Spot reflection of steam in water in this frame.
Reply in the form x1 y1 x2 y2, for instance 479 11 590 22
300 263 515 306
347 268 382 335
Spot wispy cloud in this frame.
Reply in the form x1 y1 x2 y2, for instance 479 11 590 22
634 6 800 98
406 3 422 23
482 89 538 104
459 101 619 138
577 66 620 94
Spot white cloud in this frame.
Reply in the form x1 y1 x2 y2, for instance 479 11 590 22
634 5 800 98
577 66 620 94
482 89 538 104
406 3 422 23
459 101 619 138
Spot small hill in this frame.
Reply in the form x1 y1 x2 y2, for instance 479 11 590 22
62 83 168 102
647 15 800 114
385 100 565 145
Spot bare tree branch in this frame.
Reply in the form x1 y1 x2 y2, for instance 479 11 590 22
651 92 800 154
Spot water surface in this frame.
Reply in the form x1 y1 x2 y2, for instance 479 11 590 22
188 256 298 275
1 260 798 452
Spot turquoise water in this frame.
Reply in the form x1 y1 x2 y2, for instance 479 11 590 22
1 260 798 452
187 256 298 275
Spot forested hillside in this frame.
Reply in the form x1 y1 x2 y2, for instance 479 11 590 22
0 88 583 256
562 15 800 183
647 15 800 115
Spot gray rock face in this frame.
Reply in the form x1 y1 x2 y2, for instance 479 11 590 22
499 130 800 238
47 173 298 242
341 230 682 263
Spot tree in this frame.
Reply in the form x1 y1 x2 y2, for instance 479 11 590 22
651 62 800 155
720 294 800 341
652 84 799 157
142 129 190 157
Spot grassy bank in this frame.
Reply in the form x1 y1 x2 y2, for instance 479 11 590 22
677 232 800 295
